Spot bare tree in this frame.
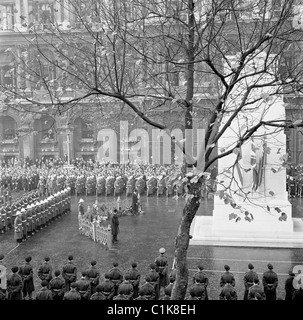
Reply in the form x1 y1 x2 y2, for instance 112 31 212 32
2 0 303 299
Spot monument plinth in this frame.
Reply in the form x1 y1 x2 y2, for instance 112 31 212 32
190 52 303 248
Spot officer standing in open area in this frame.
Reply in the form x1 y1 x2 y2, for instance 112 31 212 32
262 263 278 300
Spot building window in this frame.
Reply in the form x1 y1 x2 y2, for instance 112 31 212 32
0 116 16 140
0 4 14 30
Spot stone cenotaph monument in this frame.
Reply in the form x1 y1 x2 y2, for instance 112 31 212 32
190 52 303 247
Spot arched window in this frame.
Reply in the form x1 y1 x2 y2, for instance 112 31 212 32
34 115 56 141
74 117 93 139
0 51 15 89
0 115 17 140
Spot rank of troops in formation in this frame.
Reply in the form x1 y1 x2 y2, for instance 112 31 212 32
1 249 302 301
0 187 71 242
0 163 216 201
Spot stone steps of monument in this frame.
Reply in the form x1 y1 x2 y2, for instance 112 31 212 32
190 217 303 248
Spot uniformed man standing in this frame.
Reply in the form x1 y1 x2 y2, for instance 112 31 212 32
155 248 169 296
243 263 259 300
219 282 238 300
262 263 278 300
75 271 91 300
248 278 266 300
128 262 141 299
63 282 81 300
18 256 35 300
220 265 235 287
148 263 160 300
139 276 156 300
285 270 296 300
49 270 65 300
90 285 106 300
14 211 23 244
189 278 207 300
62 255 77 292
108 262 123 296
35 280 52 300
193 263 209 300
99 272 115 300
117 274 134 300
20 208 27 241
7 266 23 300
86 260 100 295
38 257 53 288
0 254 6 299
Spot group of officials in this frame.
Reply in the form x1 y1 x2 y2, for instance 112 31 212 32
1 248 302 300
0 187 71 242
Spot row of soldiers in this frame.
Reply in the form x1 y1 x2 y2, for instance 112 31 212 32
0 248 170 300
13 187 72 243
1 249 302 300
0 187 71 240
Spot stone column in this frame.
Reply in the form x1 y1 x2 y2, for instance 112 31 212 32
14 0 22 30
54 0 61 25
23 0 29 26
63 0 69 22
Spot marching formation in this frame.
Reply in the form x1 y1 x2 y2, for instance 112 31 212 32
0 187 71 242
1 159 217 200
1 249 302 300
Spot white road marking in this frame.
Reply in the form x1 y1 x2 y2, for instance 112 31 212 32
6 243 20 256
188 257 303 264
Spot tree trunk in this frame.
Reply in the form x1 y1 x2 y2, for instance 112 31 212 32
170 180 202 300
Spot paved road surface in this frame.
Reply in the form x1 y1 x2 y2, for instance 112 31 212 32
1 194 303 299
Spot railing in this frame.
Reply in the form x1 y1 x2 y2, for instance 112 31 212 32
78 214 112 249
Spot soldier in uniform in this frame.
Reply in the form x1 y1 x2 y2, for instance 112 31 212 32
78 199 85 215
19 256 35 300
49 270 65 300
75 271 91 300
35 280 53 300
62 255 77 292
219 282 238 300
193 263 209 300
155 248 169 296
117 274 134 300
138 276 156 300
108 261 123 296
86 260 100 295
99 272 115 300
148 263 160 300
35 201 41 230
90 285 106 300
220 265 235 287
7 266 23 300
25 204 33 236
262 263 278 300
243 263 259 300
31 204 37 234
285 270 296 300
63 282 81 300
14 211 23 244
0 207 4 233
20 208 27 241
128 262 141 299
163 276 175 298
188 277 207 300
37 257 53 287
248 278 266 300
0 254 6 299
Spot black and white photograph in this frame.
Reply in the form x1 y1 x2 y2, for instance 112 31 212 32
0 0 303 315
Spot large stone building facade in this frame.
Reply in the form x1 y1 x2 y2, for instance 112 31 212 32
0 0 301 164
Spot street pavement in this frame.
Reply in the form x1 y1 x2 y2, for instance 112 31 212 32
1 193 303 299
